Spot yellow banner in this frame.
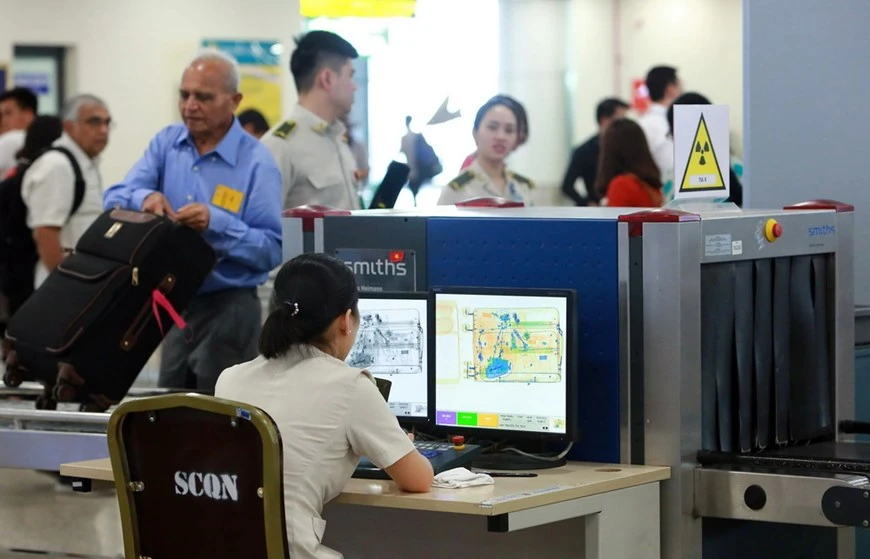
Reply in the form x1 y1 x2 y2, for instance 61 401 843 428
301 0 416 18
201 40 283 130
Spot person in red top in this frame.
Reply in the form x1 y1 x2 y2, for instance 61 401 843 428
595 118 663 207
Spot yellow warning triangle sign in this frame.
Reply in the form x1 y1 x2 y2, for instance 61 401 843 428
679 114 725 192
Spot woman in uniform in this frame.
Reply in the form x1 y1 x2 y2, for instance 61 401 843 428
215 253 434 559
439 95 535 205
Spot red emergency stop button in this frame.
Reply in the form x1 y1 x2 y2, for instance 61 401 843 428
452 435 466 450
764 219 783 242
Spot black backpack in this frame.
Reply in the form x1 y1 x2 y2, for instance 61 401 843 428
414 133 442 180
0 147 85 312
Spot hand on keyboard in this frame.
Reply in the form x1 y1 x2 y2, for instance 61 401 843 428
414 441 450 459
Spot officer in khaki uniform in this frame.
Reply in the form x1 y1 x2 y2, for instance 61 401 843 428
262 105 360 210
258 30 362 322
437 95 535 206
438 157 535 205
262 31 361 211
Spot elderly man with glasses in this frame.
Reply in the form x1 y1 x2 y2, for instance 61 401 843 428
21 93 112 287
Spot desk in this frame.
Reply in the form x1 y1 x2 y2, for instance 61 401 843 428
61 459 669 558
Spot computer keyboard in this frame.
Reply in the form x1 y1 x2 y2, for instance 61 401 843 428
352 440 483 480
413 440 451 458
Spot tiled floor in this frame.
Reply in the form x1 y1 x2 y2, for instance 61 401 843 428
0 347 162 557
0 468 122 557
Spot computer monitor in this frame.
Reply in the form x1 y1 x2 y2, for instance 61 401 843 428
431 286 577 445
346 292 431 424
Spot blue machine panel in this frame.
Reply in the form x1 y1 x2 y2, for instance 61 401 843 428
427 217 621 462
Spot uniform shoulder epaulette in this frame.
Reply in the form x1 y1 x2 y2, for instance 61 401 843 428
510 171 535 189
272 120 296 139
448 170 476 191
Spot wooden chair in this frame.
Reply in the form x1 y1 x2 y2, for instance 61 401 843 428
106 393 288 558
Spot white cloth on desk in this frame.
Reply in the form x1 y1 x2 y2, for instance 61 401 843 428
432 467 494 489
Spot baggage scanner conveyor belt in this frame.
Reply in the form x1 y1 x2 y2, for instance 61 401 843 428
0 383 209 470
695 443 870 529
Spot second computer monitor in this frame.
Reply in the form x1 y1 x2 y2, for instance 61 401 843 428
346 292 431 424
431 286 577 442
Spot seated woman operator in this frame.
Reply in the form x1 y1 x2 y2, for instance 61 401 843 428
215 253 434 559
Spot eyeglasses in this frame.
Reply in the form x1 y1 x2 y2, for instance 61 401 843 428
80 116 114 129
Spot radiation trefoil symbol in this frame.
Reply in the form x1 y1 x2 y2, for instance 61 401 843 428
680 113 726 192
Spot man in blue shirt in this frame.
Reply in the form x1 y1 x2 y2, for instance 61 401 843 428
104 49 282 392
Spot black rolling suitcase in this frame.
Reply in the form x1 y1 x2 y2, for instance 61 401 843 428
1 209 216 411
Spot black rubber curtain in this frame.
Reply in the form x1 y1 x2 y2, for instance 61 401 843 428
700 256 833 453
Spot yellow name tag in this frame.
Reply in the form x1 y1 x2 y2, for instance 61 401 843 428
211 184 244 213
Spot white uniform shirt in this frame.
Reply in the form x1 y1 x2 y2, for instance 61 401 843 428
261 105 361 210
638 103 674 186
0 129 25 177
437 158 535 206
215 345 416 559
21 133 104 287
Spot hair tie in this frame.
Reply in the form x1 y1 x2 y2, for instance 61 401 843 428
283 300 300 317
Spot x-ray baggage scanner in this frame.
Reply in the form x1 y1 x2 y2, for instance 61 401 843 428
622 200 864 559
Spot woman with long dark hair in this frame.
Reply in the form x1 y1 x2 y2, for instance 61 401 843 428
595 118 663 207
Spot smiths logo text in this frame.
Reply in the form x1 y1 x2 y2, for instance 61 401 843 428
345 251 407 277
808 225 836 237
174 471 239 502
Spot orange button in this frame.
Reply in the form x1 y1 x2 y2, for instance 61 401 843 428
764 219 783 242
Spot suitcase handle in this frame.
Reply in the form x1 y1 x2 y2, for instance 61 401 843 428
109 209 160 224
152 288 186 336
120 275 179 351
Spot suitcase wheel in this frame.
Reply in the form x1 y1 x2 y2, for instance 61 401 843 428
4 348 19 370
2 367 22 388
90 393 113 412
52 383 77 403
35 395 58 411
56 362 84 386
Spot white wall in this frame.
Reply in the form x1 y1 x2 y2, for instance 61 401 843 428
0 0 742 200
521 0 742 204
615 0 744 155
566 0 617 148
499 0 571 200
0 0 302 185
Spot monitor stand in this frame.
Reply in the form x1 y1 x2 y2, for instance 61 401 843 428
471 452 567 471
